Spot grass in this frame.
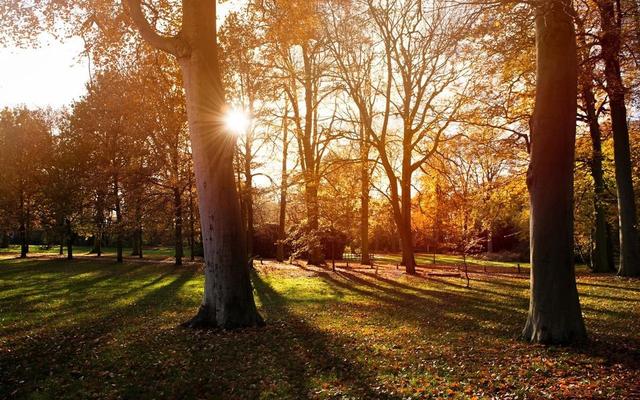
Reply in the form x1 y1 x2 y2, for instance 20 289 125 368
373 252 529 269
1 257 639 399
0 245 183 260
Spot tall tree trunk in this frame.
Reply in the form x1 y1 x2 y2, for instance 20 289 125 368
66 218 73 260
114 176 123 264
598 0 640 276
305 179 323 265
19 190 27 259
174 186 184 266
125 0 263 328
577 19 615 273
400 162 416 274
131 229 140 257
522 0 586 344
360 123 371 265
19 220 27 259
92 195 104 257
276 107 289 263
95 230 102 257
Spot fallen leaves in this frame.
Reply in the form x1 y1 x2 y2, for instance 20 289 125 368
0 259 639 399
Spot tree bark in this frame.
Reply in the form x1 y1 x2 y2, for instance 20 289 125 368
126 0 263 328
598 0 640 276
522 0 587 344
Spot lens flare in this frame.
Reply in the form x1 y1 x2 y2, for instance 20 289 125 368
224 108 251 135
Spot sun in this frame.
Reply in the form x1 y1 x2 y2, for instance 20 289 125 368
224 108 251 135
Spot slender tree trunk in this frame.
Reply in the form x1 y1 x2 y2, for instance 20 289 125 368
66 219 73 260
586 97 614 273
360 123 371 265
95 229 102 257
522 0 586 344
131 229 141 256
400 168 416 274
598 0 640 276
114 176 123 264
174 186 184 266
19 220 27 259
305 179 323 265
92 195 104 257
277 107 289 263
577 15 615 273
127 0 263 328
19 191 27 259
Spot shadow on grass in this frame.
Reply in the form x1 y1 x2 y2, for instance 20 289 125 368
0 264 198 398
1 259 639 399
251 271 403 399
298 264 640 371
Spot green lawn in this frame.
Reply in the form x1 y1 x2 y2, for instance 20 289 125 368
0 245 183 260
1 258 638 399
373 252 529 269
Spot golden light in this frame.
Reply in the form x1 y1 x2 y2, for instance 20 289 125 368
224 108 251 135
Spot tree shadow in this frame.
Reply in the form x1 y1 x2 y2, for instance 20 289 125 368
251 270 403 399
0 266 197 398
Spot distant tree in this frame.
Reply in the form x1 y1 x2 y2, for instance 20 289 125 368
575 4 615 272
42 112 91 260
219 10 272 259
329 0 473 274
0 108 52 258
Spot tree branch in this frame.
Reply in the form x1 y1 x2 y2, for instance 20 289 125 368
124 0 188 57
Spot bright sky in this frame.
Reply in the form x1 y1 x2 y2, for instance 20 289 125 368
0 4 239 109
0 33 90 109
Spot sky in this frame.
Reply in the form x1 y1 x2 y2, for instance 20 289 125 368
0 4 239 109
0 33 90 109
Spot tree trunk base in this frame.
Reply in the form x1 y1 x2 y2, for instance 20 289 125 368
181 304 265 330
521 315 587 345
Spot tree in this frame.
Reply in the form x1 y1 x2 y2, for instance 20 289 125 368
220 10 272 259
125 0 263 328
575 6 615 272
597 0 640 276
0 108 51 258
522 0 587 344
329 0 472 274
